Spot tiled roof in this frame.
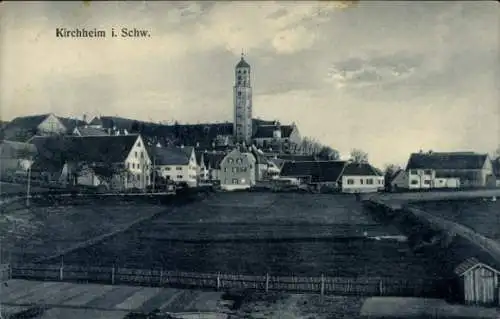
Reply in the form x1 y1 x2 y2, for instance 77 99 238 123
75 127 109 136
4 114 50 130
342 162 381 176
406 152 488 170
152 147 190 166
280 160 346 183
276 154 316 162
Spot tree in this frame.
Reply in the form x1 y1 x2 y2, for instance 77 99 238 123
130 121 140 133
383 164 401 191
350 148 368 163
318 146 340 160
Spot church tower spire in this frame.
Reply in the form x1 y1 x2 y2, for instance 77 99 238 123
233 53 252 145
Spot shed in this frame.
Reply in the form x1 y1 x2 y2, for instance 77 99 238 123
454 257 500 306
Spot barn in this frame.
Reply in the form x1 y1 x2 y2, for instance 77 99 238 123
454 257 500 306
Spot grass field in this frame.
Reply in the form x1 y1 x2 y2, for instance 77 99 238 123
0 202 166 264
413 199 500 241
56 193 434 280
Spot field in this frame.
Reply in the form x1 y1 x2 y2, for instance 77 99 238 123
56 193 435 280
414 199 500 241
0 202 167 264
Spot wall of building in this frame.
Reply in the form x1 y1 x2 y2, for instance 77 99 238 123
124 136 151 189
342 175 384 193
220 150 256 190
408 169 435 189
38 114 67 135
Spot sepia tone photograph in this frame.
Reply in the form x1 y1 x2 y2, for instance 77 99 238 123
0 1 499 318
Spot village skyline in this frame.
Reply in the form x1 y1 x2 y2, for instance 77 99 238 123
1 1 498 168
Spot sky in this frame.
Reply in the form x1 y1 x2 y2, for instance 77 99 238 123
0 1 499 168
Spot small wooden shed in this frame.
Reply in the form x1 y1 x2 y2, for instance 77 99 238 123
454 257 500 306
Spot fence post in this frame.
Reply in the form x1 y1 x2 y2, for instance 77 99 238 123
379 279 383 296
216 272 221 290
322 274 326 296
59 257 64 281
265 273 269 293
9 264 12 280
111 266 115 285
159 269 163 286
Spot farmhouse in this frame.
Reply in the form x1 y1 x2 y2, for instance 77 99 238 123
340 162 384 193
405 151 494 188
151 145 198 187
200 151 226 182
219 147 256 190
279 160 346 189
454 257 500 306
390 169 460 191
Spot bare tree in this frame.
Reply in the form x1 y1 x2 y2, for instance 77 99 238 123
350 148 368 163
318 146 340 160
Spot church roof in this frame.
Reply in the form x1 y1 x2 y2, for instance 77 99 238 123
236 57 250 68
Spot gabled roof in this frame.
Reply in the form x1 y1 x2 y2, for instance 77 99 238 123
342 162 381 176
275 154 316 162
74 126 109 136
179 146 194 159
280 160 346 183
406 152 489 170
31 135 140 164
454 257 500 277
4 114 51 130
152 147 191 166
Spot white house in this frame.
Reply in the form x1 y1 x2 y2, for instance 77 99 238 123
219 148 256 191
252 121 301 150
2 113 68 142
152 146 198 187
340 162 384 193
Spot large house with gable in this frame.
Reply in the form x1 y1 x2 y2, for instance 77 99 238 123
149 145 198 187
30 134 151 190
402 151 495 189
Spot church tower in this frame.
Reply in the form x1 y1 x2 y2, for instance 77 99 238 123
233 53 253 145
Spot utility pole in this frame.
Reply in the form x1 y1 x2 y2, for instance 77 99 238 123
26 157 32 207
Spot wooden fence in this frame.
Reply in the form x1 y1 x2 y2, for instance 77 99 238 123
5 263 440 297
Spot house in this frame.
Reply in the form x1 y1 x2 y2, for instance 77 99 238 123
0 140 37 180
454 257 500 306
73 126 109 137
279 160 346 189
151 146 198 187
31 134 151 189
2 113 68 142
406 151 494 188
340 162 384 193
249 146 273 181
492 158 500 187
219 147 256 191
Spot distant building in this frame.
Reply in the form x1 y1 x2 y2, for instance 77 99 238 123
233 54 253 145
279 160 346 188
151 146 198 187
73 126 109 137
201 151 226 182
219 148 256 191
405 151 494 188
252 121 301 150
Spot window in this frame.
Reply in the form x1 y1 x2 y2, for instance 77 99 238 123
224 168 227 172
424 170 432 175
176 167 182 170
347 179 354 185
232 167 237 173
367 179 374 185
137 141 141 147
232 178 239 184
411 180 419 185
132 163 135 169
165 167 171 171
127 163 130 169
177 175 183 179
238 92 242 97
135 151 138 158
424 180 431 185
228 158 234 163
140 152 144 159
236 158 242 164
238 76 242 81
360 179 364 185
